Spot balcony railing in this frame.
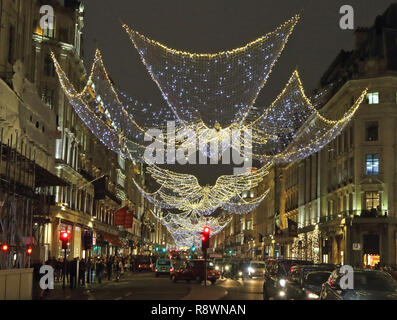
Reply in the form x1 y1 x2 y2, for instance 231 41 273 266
319 209 389 224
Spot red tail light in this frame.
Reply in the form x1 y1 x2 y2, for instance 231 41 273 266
150 264 153 268
170 268 173 272
139 264 142 268
155 268 158 272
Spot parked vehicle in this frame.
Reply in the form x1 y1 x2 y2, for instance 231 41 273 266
285 264 337 300
171 259 220 284
320 268 397 300
155 258 173 277
248 261 266 278
263 259 313 300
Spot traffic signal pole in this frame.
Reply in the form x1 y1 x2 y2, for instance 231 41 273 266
63 248 66 289
204 248 207 287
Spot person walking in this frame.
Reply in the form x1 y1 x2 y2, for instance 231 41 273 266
69 258 77 290
115 258 121 281
106 257 113 281
86 258 92 284
96 259 104 284
79 258 86 287
54 258 61 282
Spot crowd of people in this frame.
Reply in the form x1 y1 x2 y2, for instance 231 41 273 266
38 255 149 290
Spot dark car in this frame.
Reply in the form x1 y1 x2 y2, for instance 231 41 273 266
171 259 220 284
286 264 337 300
263 259 313 300
320 268 397 300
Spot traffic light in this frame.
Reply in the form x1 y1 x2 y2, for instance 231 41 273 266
60 230 70 250
155 246 159 252
26 247 32 255
162 247 166 253
201 226 210 252
191 246 196 252
228 250 233 254
1 244 8 252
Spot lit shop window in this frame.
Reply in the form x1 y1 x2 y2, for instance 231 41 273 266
365 154 379 175
365 192 380 210
366 92 379 104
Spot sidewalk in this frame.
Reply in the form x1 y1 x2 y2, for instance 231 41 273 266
42 271 135 300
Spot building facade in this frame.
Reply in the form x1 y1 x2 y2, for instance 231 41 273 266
0 0 172 266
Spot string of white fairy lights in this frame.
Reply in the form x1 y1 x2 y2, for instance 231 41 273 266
150 209 233 248
52 14 368 248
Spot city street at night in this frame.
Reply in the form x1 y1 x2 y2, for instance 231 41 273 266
41 272 263 301
1 0 397 316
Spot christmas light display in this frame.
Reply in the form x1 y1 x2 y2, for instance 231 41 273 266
150 209 232 248
134 163 271 214
51 14 368 249
123 15 300 128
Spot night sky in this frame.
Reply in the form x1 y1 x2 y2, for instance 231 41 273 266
78 0 395 184
81 0 394 102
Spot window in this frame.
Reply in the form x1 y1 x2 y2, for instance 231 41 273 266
365 121 378 141
365 192 380 210
44 54 55 76
41 87 54 109
365 154 379 175
367 92 379 104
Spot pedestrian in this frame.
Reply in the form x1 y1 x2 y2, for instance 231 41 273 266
106 258 112 280
55 259 61 282
86 258 92 284
79 258 86 287
115 258 121 281
32 260 44 300
91 258 97 283
96 259 104 284
69 258 77 289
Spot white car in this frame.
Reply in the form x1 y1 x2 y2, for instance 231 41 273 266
248 261 266 278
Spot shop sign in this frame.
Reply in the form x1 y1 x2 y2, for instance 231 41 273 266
352 243 361 250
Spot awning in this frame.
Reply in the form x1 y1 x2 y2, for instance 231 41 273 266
35 164 69 187
99 232 125 247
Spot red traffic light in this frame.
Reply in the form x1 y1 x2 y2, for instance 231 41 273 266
1 244 8 252
26 247 32 255
203 226 210 234
60 230 70 241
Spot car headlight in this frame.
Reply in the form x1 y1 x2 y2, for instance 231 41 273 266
225 265 230 271
307 291 319 299
279 279 286 287
239 271 243 276
279 290 286 297
248 267 254 273
215 266 219 271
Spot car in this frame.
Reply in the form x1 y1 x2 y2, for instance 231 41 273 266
263 259 313 300
155 258 173 277
247 261 266 278
285 264 337 300
171 259 220 284
320 268 397 300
